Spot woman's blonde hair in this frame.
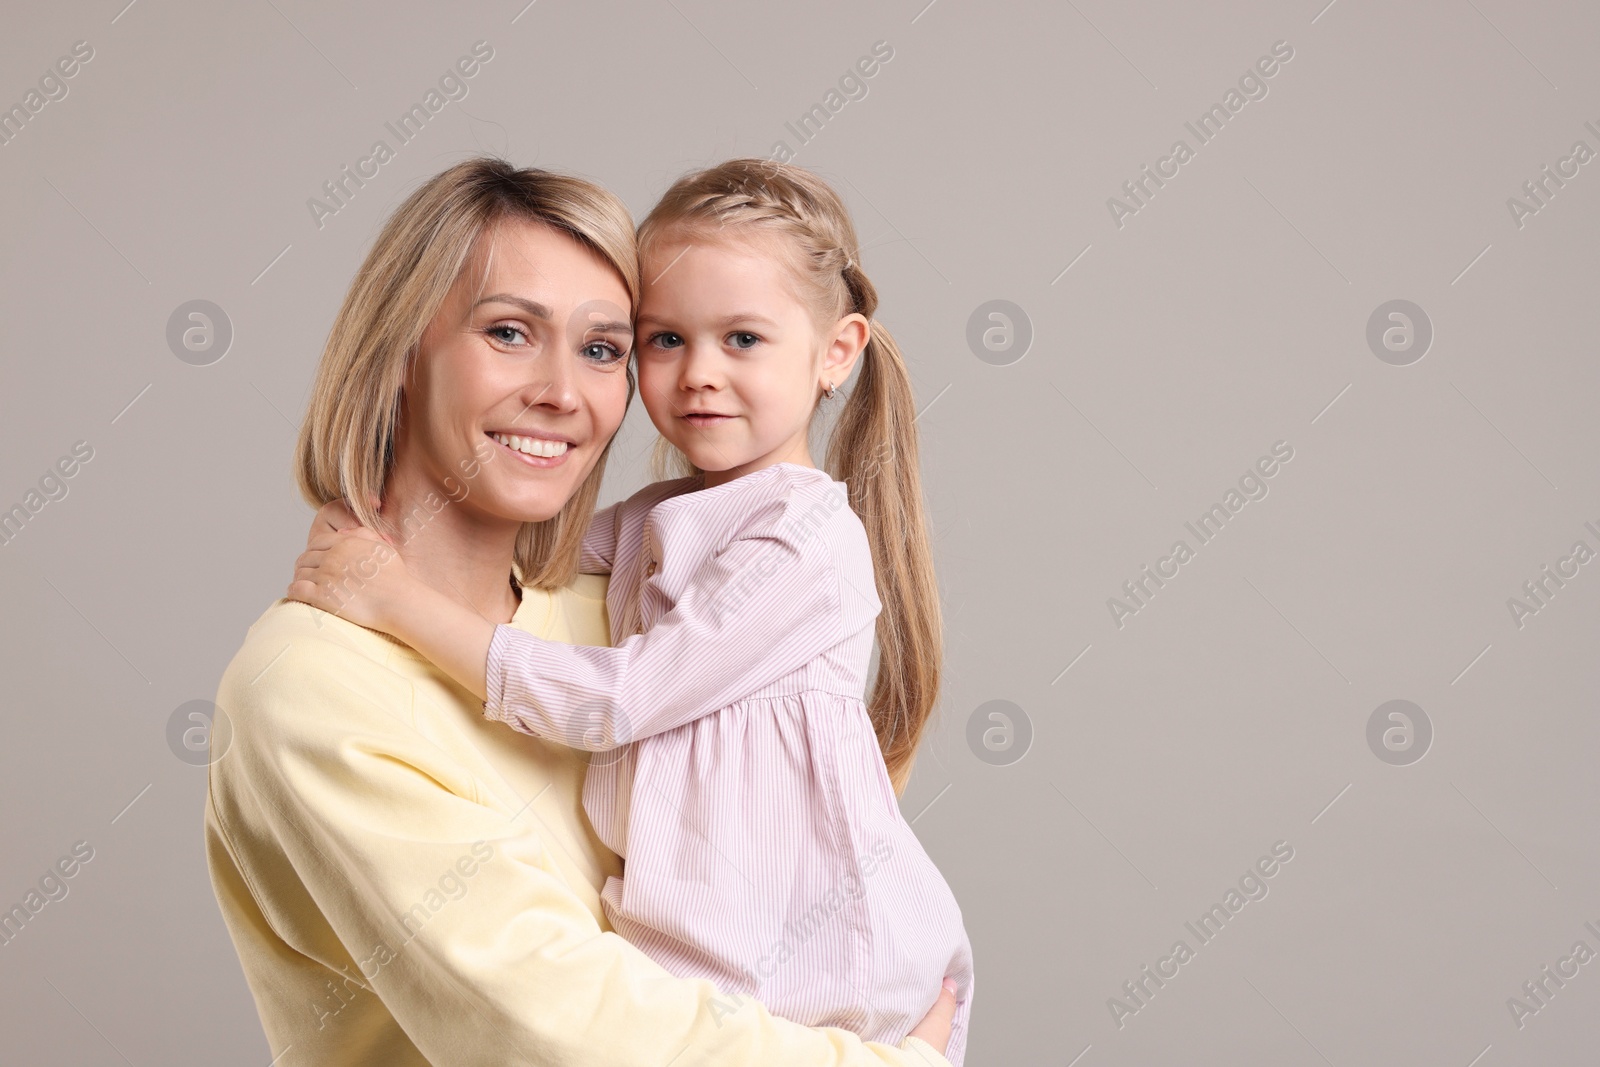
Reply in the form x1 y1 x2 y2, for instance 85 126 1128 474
294 157 639 590
637 159 942 795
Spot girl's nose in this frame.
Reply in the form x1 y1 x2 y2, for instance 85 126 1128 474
677 341 722 391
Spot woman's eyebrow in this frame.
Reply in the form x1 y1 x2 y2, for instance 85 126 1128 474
582 317 634 334
473 293 553 319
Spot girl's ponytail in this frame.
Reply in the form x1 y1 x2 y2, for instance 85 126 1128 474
827 312 943 795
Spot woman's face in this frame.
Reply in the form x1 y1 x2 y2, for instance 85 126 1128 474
395 218 633 525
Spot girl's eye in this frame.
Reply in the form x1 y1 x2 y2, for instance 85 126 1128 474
649 331 684 350
728 332 760 350
581 340 628 364
484 324 529 347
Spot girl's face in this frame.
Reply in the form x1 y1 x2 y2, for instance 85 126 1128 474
396 218 634 525
634 234 866 487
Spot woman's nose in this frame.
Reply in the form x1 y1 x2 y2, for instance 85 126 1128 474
518 343 581 414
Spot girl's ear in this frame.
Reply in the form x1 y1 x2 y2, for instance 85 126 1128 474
821 312 871 392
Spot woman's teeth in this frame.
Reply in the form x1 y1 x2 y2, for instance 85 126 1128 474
492 432 570 458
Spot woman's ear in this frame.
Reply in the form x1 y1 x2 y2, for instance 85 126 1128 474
821 313 871 392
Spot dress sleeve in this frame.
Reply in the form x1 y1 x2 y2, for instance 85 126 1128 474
578 501 622 575
210 636 949 1067
484 499 849 748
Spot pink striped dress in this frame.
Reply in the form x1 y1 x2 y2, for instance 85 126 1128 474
483 462 973 1063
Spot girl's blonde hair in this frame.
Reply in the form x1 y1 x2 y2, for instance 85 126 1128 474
637 159 942 795
295 157 639 590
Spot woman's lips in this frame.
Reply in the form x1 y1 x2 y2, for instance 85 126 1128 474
488 431 573 468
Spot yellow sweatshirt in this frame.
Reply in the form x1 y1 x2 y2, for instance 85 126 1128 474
204 575 953 1066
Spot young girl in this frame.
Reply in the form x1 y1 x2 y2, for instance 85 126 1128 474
291 160 973 1062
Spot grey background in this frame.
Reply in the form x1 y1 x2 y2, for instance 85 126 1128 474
2 0 1596 1063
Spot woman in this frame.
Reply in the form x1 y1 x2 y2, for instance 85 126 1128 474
204 158 960 1065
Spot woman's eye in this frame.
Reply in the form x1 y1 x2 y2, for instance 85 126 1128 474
728 332 760 350
649 332 684 350
581 340 628 364
484 324 529 347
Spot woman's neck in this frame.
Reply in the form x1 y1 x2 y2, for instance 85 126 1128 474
379 464 523 625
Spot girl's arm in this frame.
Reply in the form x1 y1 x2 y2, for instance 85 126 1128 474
484 504 851 749
287 489 859 746
579 501 622 576
287 526 499 700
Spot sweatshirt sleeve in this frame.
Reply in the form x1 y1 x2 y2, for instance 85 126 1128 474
578 502 621 575
483 494 847 749
209 633 950 1067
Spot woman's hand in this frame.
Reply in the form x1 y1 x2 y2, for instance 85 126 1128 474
906 977 959 1057
287 525 414 634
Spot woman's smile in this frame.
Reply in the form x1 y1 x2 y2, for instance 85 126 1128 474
487 429 575 467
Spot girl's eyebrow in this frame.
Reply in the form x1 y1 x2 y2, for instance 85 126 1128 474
635 312 778 329
714 312 778 328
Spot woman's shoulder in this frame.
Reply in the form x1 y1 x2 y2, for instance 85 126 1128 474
215 598 416 739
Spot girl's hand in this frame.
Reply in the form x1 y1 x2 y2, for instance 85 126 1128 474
307 497 368 544
906 977 958 1056
287 526 413 634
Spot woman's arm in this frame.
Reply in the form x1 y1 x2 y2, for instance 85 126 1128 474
209 626 952 1066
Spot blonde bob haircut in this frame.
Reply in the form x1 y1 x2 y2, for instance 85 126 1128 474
294 158 639 590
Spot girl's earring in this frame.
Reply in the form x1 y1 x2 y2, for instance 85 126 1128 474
823 380 837 399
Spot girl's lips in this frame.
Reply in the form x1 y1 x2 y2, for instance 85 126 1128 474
682 414 734 427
